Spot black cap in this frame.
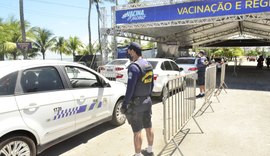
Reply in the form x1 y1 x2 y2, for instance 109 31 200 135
199 50 205 55
128 42 142 56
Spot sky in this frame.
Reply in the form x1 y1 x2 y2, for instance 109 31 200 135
0 0 128 60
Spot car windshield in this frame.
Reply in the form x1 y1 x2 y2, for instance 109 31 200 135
107 60 128 65
148 61 158 69
175 58 195 64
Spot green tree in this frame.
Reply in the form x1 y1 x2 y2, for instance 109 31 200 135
66 36 83 61
0 18 4 41
245 50 258 56
233 47 244 57
0 17 36 60
51 36 66 60
32 27 56 60
0 18 5 60
118 39 130 47
79 43 97 55
3 17 29 59
143 41 156 50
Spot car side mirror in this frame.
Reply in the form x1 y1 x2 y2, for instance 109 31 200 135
99 76 111 87
179 67 184 72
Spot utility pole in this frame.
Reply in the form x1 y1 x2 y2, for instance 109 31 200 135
112 6 118 59
19 0 28 59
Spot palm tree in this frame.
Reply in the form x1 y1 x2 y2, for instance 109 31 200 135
0 17 36 60
51 36 66 60
19 0 27 59
66 36 83 61
79 43 97 55
32 27 55 60
0 18 5 60
4 17 26 60
0 18 3 41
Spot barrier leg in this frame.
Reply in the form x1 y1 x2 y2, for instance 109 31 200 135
194 96 214 117
172 139 184 156
200 100 213 115
158 129 190 156
215 84 224 96
192 116 204 134
214 92 220 103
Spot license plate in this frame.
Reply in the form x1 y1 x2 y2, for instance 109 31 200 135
107 69 113 71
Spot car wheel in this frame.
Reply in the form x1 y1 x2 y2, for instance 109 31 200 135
0 135 36 156
110 99 126 126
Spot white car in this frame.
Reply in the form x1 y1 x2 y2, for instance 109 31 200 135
98 59 130 80
116 58 185 99
0 60 126 155
175 57 198 73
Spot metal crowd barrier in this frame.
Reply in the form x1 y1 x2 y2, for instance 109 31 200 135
204 65 217 103
192 65 217 133
215 63 228 99
159 72 196 156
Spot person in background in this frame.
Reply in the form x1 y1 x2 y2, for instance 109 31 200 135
266 56 270 69
196 50 208 98
257 55 264 69
121 42 155 156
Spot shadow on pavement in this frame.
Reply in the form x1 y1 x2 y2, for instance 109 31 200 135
38 123 116 156
217 65 270 91
158 129 190 156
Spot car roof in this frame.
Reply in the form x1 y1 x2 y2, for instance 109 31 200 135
111 58 129 61
175 57 196 60
0 60 83 75
146 58 173 62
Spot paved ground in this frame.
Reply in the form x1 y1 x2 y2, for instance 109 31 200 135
172 89 270 156
39 60 270 156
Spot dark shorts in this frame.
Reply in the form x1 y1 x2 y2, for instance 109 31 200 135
126 109 152 132
197 72 205 85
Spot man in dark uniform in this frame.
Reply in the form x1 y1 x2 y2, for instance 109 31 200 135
121 42 154 156
196 50 208 98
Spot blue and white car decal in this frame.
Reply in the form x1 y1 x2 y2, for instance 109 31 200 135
53 101 104 120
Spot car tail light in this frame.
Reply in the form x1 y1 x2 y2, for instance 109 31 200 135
115 67 124 71
116 74 123 79
154 74 158 81
188 67 197 71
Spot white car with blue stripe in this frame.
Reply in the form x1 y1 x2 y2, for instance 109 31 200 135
0 60 126 156
116 58 186 100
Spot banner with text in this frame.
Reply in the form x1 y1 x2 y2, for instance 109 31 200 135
116 0 270 24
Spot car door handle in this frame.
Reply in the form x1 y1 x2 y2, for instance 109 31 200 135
77 96 86 104
23 103 39 112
